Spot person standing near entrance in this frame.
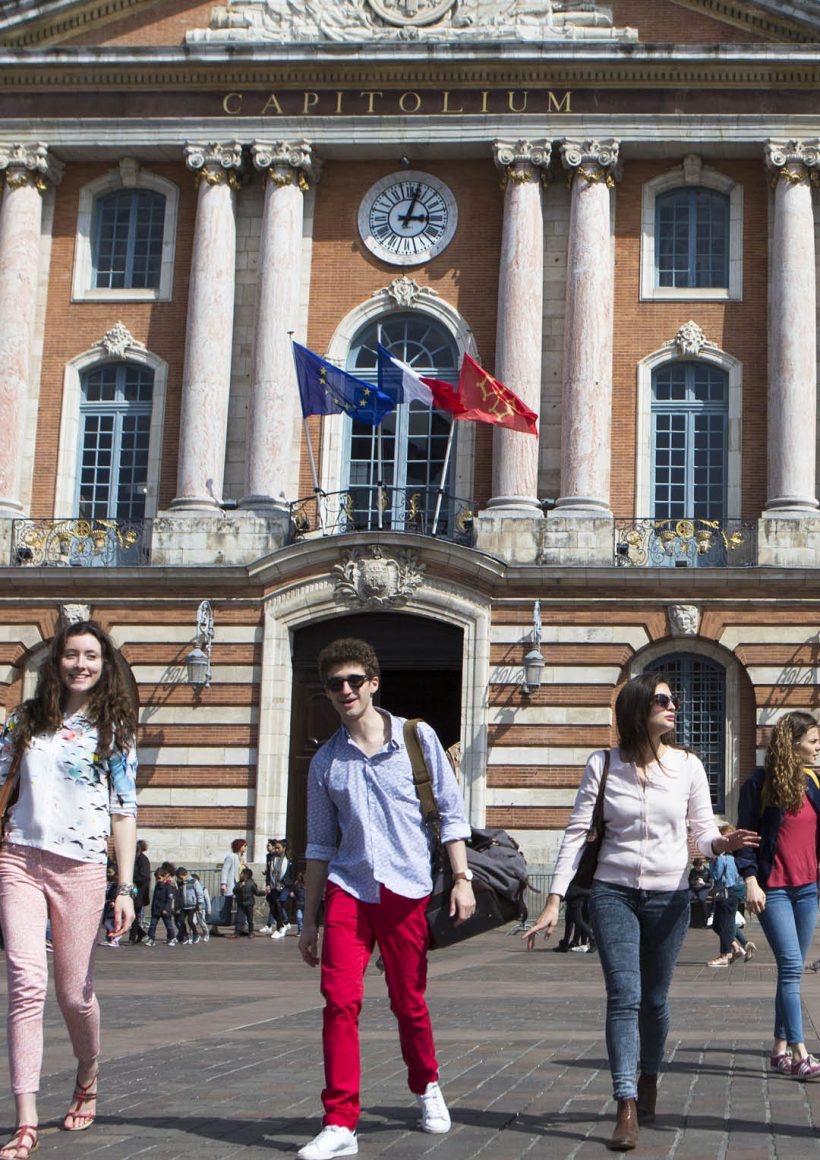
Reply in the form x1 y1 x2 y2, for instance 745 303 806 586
297 637 474 1160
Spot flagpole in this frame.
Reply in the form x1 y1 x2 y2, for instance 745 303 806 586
375 324 385 530
431 420 456 537
301 416 327 534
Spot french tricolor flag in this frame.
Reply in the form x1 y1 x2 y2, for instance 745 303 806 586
376 343 463 413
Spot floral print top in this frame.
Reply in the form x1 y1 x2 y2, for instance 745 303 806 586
0 712 138 865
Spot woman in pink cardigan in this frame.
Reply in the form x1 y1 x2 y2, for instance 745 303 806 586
526 671 758 1152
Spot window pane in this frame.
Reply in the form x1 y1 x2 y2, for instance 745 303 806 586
646 655 726 810
656 188 729 290
79 363 153 518
93 189 165 290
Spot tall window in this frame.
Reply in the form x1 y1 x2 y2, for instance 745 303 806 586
344 314 459 531
656 188 729 289
652 362 728 523
77 364 153 520
646 654 727 811
92 189 165 290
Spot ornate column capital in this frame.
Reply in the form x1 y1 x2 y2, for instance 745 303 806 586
251 140 319 191
766 139 820 187
0 142 64 192
560 139 621 188
493 139 551 189
184 141 243 190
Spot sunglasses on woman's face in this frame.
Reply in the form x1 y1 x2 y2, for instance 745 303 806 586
325 673 369 693
650 692 679 710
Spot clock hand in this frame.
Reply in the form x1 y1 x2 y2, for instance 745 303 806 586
399 185 422 228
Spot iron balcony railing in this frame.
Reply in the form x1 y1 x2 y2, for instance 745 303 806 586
288 487 476 547
11 518 151 567
614 517 757 568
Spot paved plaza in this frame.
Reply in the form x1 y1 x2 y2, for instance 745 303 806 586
1 921 820 1159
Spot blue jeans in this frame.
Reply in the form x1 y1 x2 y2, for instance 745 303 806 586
756 882 818 1045
590 881 691 1100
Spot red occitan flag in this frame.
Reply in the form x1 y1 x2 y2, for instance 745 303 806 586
455 353 538 436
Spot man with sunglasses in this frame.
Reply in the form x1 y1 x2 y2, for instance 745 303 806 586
297 637 474 1160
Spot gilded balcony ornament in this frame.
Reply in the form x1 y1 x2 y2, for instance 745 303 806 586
12 518 149 567
614 517 756 568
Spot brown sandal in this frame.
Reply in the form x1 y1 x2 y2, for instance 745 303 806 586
62 1069 98 1132
0 1125 39 1159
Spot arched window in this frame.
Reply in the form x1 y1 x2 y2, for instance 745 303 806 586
655 188 730 290
652 361 728 523
646 653 727 811
77 363 153 520
92 189 166 291
343 313 459 532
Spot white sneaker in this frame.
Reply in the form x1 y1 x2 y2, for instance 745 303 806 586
271 928 286 939
417 1081 451 1133
259 925 272 934
297 1125 358 1159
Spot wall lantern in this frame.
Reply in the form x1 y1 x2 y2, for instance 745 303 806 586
520 600 545 696
185 600 214 687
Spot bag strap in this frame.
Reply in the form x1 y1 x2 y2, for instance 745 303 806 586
0 744 23 832
587 749 612 840
403 718 442 846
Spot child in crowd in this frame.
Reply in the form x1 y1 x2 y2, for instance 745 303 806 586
191 872 210 942
176 867 200 945
232 867 263 937
293 871 305 936
144 868 177 947
101 863 120 947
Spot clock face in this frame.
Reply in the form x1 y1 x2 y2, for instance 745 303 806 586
358 171 458 266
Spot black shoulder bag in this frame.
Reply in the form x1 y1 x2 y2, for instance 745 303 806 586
567 749 611 892
404 718 530 950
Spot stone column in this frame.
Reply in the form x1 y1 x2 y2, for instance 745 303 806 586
555 139 619 513
240 141 316 511
171 142 242 512
485 140 550 514
764 140 820 514
0 144 62 517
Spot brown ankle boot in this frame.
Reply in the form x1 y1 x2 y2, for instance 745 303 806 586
607 1098 639 1151
636 1073 657 1124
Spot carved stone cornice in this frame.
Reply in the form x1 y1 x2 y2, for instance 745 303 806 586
251 140 318 191
184 141 243 190
0 142 63 192
561 139 621 188
766 139 820 187
493 139 551 190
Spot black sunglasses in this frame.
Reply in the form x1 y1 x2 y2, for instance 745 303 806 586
325 674 369 693
651 692 679 710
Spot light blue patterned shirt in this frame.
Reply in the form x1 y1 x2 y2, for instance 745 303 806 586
305 710 470 902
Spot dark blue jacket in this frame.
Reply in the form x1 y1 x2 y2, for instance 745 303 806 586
735 766 820 888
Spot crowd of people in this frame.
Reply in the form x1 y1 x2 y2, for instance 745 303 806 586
0 625 819 1160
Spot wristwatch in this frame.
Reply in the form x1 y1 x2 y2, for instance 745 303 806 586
453 870 474 882
116 883 137 897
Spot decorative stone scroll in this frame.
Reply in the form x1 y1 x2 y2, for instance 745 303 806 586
251 140 317 190
94 322 146 360
60 603 92 626
332 545 425 606
184 141 243 188
493 139 551 188
0 142 63 192
766 139 820 187
188 0 637 43
561 139 620 188
373 276 441 310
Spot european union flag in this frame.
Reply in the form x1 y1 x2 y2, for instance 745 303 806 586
292 341 394 428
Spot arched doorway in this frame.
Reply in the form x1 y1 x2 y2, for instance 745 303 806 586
286 611 463 859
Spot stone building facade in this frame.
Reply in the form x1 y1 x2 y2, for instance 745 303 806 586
1 0 820 870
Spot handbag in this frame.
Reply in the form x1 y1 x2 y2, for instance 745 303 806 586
568 749 611 892
404 719 529 950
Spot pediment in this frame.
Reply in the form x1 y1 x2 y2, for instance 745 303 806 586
0 0 818 47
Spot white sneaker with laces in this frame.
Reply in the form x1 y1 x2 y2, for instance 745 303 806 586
297 1125 358 1159
271 928 286 939
417 1081 451 1133
259 925 272 934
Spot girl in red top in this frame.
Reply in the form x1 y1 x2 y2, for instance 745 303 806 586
737 712 820 1081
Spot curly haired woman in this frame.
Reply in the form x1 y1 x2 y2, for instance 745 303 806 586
0 621 138 1158
737 711 820 1081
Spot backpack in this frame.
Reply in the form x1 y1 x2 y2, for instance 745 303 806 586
182 880 198 909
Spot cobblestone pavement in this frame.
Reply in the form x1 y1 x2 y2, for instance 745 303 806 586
0 921 819 1159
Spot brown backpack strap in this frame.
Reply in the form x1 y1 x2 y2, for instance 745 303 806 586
403 719 442 842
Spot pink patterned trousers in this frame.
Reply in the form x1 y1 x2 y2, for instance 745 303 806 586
0 843 105 1093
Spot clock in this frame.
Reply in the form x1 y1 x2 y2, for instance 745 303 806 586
358 170 458 266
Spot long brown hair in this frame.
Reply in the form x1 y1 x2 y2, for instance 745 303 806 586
763 711 818 814
616 671 680 765
11 621 136 758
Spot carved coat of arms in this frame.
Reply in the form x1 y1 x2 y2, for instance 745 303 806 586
332 546 425 606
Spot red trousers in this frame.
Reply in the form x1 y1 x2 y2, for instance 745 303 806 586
320 881 438 1128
